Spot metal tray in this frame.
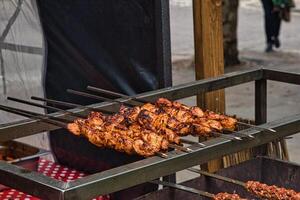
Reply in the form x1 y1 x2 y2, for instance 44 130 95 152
135 156 300 200
0 141 49 190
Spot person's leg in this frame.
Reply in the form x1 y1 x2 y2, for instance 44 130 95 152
272 8 282 48
261 0 274 51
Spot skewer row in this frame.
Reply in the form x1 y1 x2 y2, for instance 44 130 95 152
1 86 276 158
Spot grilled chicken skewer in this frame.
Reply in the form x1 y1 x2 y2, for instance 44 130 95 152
189 168 300 200
68 111 184 155
68 110 193 155
6 97 190 156
70 88 241 141
84 88 247 139
68 117 169 157
0 104 170 157
86 86 238 131
87 86 274 134
30 96 195 151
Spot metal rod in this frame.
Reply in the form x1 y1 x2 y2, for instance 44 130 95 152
87 86 149 104
156 152 168 159
31 96 114 114
225 129 255 139
237 121 276 133
187 168 245 187
0 105 68 128
67 89 135 107
168 144 193 153
7 97 86 118
149 180 215 198
0 104 71 124
87 86 128 99
212 132 242 141
180 138 206 147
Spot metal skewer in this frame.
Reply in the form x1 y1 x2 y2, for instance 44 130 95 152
149 180 215 198
180 138 206 147
7 97 86 118
212 132 242 141
0 105 68 128
67 89 135 107
0 104 71 124
237 121 276 133
87 86 149 104
187 168 246 187
168 143 193 153
156 152 168 158
224 129 255 139
31 96 114 114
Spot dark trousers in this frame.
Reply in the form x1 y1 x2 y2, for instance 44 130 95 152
261 0 281 44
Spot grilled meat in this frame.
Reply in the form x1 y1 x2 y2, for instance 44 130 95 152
67 119 168 157
67 97 238 157
213 192 247 200
246 181 300 200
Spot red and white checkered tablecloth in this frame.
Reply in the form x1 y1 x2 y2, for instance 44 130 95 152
0 159 110 200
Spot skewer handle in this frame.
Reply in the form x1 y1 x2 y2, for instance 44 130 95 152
237 121 276 133
7 97 86 118
224 129 255 139
180 138 206 147
155 152 168 158
213 132 242 141
31 96 114 114
0 105 68 128
67 89 135 107
168 144 193 153
31 96 82 108
87 86 128 99
87 86 149 104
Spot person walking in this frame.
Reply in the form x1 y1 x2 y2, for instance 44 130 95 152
261 0 295 52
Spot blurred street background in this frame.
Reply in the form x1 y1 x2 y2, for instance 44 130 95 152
170 0 300 163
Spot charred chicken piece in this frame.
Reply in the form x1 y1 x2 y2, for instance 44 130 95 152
137 109 181 144
205 111 237 131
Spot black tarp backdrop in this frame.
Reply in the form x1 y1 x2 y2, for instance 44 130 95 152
36 0 171 199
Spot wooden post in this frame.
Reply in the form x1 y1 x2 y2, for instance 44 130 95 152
193 0 225 172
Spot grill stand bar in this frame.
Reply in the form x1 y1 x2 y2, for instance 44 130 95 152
149 180 215 198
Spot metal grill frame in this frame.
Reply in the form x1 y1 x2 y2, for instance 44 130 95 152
0 68 300 200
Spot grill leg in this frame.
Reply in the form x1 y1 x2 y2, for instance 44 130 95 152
254 79 267 156
255 79 267 125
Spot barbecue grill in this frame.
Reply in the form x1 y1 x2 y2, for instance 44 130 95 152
0 68 300 200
